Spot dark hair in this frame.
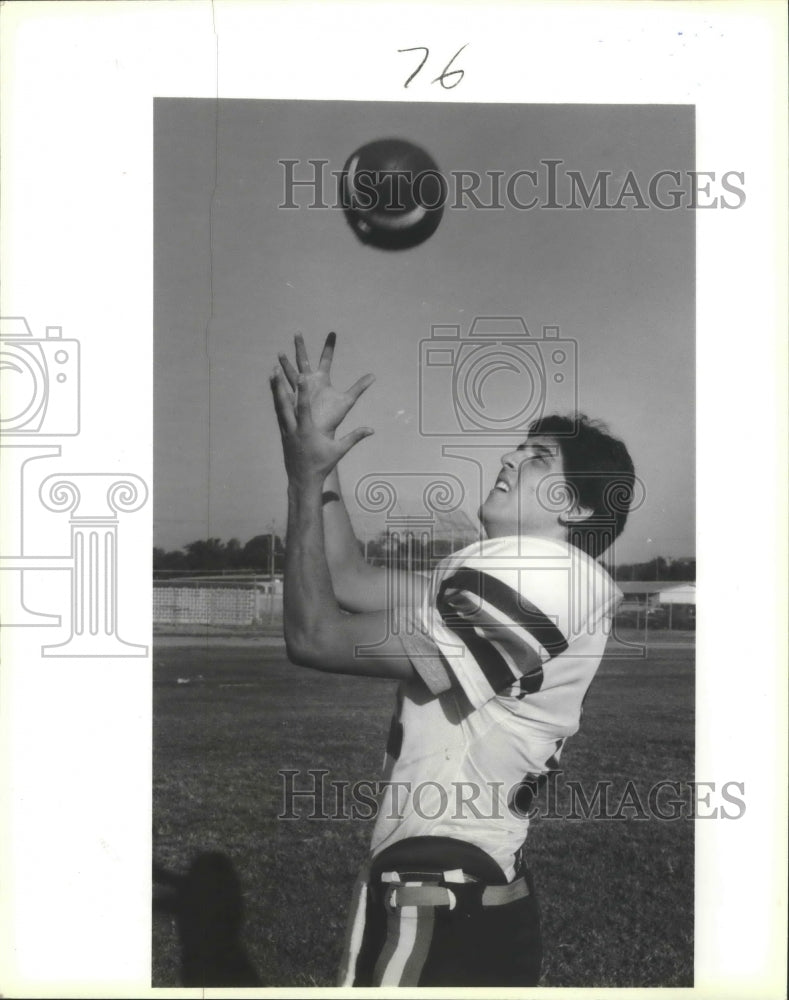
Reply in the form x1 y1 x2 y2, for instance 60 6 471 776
527 414 636 558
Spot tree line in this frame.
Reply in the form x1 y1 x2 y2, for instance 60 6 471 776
154 536 284 573
605 555 695 582
154 535 695 581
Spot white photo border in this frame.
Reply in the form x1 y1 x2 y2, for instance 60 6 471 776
0 1 786 997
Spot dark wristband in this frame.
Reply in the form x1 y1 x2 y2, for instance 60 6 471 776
321 490 340 506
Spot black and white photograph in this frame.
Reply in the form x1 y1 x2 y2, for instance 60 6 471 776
152 98 698 988
1 2 786 997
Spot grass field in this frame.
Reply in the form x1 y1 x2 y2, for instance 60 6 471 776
152 632 694 987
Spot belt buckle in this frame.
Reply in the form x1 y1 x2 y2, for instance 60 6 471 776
384 882 457 911
383 882 402 912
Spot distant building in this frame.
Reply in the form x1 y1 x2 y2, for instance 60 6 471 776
657 582 696 605
656 582 696 629
615 581 695 630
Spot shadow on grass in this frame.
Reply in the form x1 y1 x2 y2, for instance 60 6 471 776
153 852 261 987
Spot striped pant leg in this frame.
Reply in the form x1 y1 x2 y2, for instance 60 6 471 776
372 891 437 986
336 864 371 987
337 872 541 987
337 878 438 987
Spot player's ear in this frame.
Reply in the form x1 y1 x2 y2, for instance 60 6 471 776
558 503 594 527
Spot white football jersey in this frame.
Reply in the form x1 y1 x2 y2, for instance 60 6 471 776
369 534 622 881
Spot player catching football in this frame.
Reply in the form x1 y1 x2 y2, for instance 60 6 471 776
270 332 635 987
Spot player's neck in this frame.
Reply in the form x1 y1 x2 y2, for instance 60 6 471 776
483 522 568 545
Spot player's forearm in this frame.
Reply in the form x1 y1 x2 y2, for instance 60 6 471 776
322 467 366 573
283 476 347 668
321 466 384 609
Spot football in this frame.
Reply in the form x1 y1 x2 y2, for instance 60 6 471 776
340 138 445 251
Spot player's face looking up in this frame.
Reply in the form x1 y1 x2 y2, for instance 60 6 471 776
480 434 587 541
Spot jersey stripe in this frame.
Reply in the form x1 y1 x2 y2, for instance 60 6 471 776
456 598 545 678
544 738 565 771
436 604 515 693
516 665 544 697
439 568 569 656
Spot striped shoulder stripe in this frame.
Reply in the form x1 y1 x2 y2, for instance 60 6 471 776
439 568 569 657
436 603 514 693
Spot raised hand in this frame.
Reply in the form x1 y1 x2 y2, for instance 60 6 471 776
271 364 374 487
277 332 375 438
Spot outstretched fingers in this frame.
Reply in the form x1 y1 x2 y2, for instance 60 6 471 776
270 367 296 434
278 352 299 390
337 425 374 459
294 333 312 373
345 372 376 404
295 376 315 428
318 331 336 373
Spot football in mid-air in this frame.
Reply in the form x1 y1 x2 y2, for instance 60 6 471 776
340 138 445 251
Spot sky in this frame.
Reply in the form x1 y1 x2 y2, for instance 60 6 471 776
154 99 695 563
